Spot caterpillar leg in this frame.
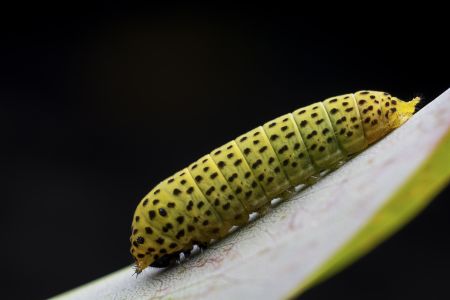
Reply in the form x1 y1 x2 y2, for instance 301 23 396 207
255 202 272 216
194 241 208 251
182 249 192 259
278 186 296 201
329 159 347 171
305 175 320 186
150 251 181 268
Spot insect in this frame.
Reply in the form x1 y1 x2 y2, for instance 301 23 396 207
130 90 420 273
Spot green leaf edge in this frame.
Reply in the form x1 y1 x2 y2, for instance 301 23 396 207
287 128 450 299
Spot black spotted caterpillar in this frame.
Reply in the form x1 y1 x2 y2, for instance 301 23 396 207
130 90 420 273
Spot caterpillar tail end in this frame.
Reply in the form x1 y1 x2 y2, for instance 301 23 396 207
411 96 422 113
389 96 421 129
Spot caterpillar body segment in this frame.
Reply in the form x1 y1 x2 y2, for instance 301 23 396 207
292 102 344 169
262 113 315 187
130 90 420 273
236 126 291 199
354 91 390 144
188 154 248 231
323 93 368 155
210 141 267 212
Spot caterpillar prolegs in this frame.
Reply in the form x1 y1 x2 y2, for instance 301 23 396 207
130 90 420 273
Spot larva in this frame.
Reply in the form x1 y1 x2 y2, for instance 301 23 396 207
130 90 420 273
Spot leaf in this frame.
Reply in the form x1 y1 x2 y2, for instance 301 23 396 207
53 89 450 300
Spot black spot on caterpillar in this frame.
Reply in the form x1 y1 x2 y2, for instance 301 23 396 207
130 90 420 273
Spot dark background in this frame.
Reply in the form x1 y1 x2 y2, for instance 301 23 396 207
1 4 449 299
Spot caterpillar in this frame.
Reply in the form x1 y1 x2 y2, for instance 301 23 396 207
130 90 420 273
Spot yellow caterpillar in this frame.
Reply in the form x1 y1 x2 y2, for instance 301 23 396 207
130 90 420 273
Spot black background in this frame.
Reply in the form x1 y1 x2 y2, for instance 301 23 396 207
2 4 449 299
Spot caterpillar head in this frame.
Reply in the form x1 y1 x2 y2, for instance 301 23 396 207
130 234 155 274
130 204 184 273
383 95 421 129
130 210 174 273
131 238 183 273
